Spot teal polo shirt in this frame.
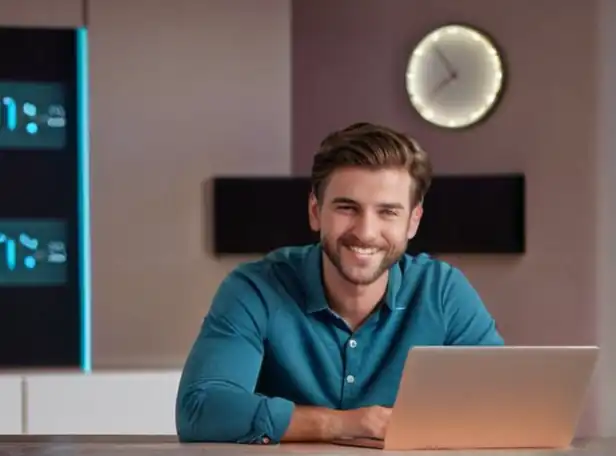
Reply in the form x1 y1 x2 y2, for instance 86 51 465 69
175 243 503 444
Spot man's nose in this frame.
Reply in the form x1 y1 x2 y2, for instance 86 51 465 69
352 212 379 243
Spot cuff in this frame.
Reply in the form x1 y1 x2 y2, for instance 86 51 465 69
252 396 295 444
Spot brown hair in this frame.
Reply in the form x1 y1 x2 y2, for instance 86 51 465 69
310 122 433 207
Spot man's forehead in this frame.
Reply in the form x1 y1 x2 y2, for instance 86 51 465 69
324 168 414 208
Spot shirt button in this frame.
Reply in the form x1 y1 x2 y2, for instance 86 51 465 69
349 339 357 348
346 374 355 384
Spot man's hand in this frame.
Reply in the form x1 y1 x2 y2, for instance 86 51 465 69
282 405 393 442
341 406 393 440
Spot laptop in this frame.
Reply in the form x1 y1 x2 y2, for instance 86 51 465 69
333 346 598 451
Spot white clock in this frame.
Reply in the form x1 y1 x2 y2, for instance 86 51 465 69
405 24 505 129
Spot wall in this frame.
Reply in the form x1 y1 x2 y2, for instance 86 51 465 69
292 0 611 437
0 0 82 27
88 0 291 368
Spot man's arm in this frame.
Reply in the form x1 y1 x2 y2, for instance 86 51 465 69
441 267 504 345
175 271 295 444
175 270 381 444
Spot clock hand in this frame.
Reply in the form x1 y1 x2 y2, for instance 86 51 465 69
434 46 457 78
429 75 455 100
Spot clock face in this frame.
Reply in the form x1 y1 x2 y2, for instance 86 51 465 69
405 24 505 129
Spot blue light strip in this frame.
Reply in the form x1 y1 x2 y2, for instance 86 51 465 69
77 27 91 373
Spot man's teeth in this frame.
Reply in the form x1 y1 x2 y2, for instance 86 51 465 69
348 246 378 255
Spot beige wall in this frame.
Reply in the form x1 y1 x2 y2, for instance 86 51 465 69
0 0 82 27
88 0 291 368
1 0 615 438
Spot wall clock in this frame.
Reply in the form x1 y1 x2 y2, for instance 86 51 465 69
405 24 505 129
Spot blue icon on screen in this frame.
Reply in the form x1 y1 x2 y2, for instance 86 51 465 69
19 233 38 250
47 241 67 263
0 233 16 270
0 221 67 286
0 83 68 149
23 102 38 135
2 97 16 131
0 233 66 271
23 102 36 117
0 98 60 137
20 233 38 269
0 232 41 270
47 104 66 129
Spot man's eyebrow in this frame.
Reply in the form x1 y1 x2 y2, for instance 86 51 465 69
330 197 405 210
378 202 405 210
331 197 357 205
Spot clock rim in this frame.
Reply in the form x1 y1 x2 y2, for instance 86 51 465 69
405 22 508 130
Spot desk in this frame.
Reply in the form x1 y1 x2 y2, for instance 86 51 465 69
0 437 613 455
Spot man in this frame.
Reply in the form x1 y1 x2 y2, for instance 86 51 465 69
175 122 503 445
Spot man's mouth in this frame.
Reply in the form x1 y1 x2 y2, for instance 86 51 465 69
346 245 379 257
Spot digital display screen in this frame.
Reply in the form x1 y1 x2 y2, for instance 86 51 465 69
0 26 81 369
0 81 66 150
0 219 67 285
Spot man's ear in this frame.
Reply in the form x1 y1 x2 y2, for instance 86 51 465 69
308 192 321 232
407 204 423 239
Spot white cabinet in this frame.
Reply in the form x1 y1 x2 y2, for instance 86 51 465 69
0 376 22 434
25 371 181 435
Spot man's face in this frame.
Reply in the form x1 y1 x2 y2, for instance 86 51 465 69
309 166 423 286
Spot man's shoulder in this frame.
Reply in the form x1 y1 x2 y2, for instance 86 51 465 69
398 251 459 286
395 252 474 307
397 254 502 345
208 244 316 328
224 244 315 296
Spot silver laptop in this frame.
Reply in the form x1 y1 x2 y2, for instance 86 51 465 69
334 346 599 450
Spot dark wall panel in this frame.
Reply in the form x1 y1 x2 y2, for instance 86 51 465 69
211 174 525 256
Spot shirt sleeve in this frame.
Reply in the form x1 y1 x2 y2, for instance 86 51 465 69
175 270 295 444
442 266 504 346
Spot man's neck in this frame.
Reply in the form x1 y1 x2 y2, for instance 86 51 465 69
322 256 388 330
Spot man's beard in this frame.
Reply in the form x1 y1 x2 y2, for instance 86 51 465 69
321 235 407 286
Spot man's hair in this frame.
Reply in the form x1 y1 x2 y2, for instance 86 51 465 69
310 122 433 207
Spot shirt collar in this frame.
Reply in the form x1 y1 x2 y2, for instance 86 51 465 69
302 243 404 313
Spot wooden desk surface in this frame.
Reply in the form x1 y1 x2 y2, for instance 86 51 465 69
0 436 613 455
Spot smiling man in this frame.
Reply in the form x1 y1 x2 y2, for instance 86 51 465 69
175 122 503 445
